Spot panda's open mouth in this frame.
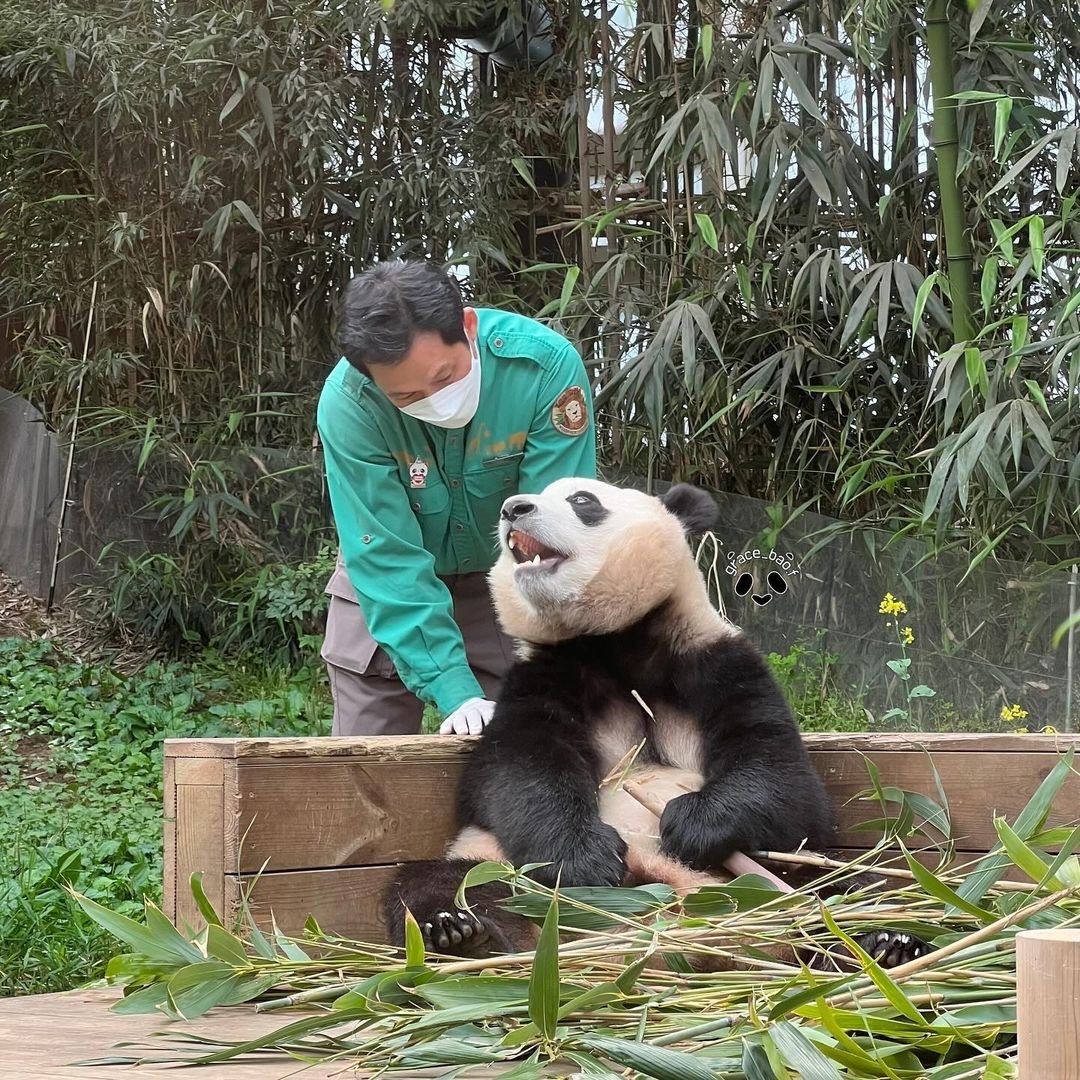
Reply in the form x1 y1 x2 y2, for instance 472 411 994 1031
507 530 568 571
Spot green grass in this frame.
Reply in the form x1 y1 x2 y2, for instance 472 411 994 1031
766 637 870 733
0 637 332 996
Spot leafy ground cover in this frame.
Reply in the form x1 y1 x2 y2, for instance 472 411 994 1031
0 636 331 995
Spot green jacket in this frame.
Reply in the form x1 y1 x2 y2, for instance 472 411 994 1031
317 308 597 715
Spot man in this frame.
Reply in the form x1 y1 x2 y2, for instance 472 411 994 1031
317 259 597 736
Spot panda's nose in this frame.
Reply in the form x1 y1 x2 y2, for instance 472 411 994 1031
501 497 536 523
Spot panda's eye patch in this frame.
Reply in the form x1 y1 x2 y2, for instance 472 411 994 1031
567 490 609 526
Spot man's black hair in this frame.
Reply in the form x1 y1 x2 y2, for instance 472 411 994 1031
336 260 468 371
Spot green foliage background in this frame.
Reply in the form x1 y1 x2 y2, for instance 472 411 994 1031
0 0 1077 646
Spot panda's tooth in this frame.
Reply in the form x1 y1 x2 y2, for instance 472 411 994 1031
532 554 541 564
508 535 516 550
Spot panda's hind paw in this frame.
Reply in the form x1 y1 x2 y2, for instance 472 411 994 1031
420 909 491 956
851 929 930 969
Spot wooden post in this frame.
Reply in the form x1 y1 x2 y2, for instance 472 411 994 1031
1018 928 1080 1078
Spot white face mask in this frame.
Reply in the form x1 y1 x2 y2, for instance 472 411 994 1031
397 337 482 429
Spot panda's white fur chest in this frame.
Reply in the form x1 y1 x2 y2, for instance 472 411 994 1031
592 697 705 776
593 698 706 867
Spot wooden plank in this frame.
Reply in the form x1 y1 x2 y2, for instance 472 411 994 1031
803 732 1080 753
173 782 225 936
174 757 229 784
225 865 399 942
165 735 478 763
162 754 177 924
810 732 1080 752
817 750 1080 851
229 761 464 872
205 748 1080 873
163 732 1080 762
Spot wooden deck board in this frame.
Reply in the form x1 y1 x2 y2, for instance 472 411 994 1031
0 987 510 1079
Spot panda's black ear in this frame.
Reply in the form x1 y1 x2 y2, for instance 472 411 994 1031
660 484 718 534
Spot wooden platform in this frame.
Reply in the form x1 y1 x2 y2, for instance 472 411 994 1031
0 987 538 1078
7 732 1080 1076
162 732 1080 941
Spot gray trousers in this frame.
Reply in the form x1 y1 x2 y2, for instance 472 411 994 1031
320 561 516 735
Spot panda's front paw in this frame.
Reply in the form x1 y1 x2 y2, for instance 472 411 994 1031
851 929 931 969
658 791 724 870
535 823 628 888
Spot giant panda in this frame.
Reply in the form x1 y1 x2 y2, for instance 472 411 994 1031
382 478 928 969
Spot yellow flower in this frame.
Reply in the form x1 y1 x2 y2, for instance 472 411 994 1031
879 592 908 616
1000 704 1029 722
900 626 914 645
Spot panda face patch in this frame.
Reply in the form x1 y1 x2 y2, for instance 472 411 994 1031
502 489 610 575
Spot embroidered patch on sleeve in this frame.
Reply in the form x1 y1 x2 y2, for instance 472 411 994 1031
551 386 588 437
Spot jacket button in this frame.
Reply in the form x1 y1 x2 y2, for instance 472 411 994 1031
451 479 460 489
412 502 420 511
493 337 504 348
362 534 372 544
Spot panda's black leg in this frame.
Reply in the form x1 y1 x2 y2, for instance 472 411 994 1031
381 859 537 959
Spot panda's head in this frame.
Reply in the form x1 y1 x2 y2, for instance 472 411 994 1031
489 477 727 645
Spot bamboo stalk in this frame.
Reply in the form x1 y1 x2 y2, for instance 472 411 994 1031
925 0 976 342
757 848 1041 891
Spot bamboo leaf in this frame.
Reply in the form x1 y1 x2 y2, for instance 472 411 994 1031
1020 400 1056 458
694 212 718 251
769 1021 844 1080
1057 127 1078 194
219 86 244 123
902 849 995 921
1029 215 1045 277
204 923 248 965
912 270 942 330
254 82 275 146
558 265 580 315
987 127 1062 197
511 156 538 193
577 1035 718 1080
1023 379 1050 417
993 815 1064 887
528 894 561 1039
772 53 825 123
841 267 885 345
231 198 264 236
71 891 203 966
404 908 425 967
955 750 1075 907
993 96 1013 157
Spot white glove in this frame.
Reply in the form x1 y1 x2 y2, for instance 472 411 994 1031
439 697 496 736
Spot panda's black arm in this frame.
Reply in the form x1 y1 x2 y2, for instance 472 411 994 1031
659 646 834 870
456 695 628 889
